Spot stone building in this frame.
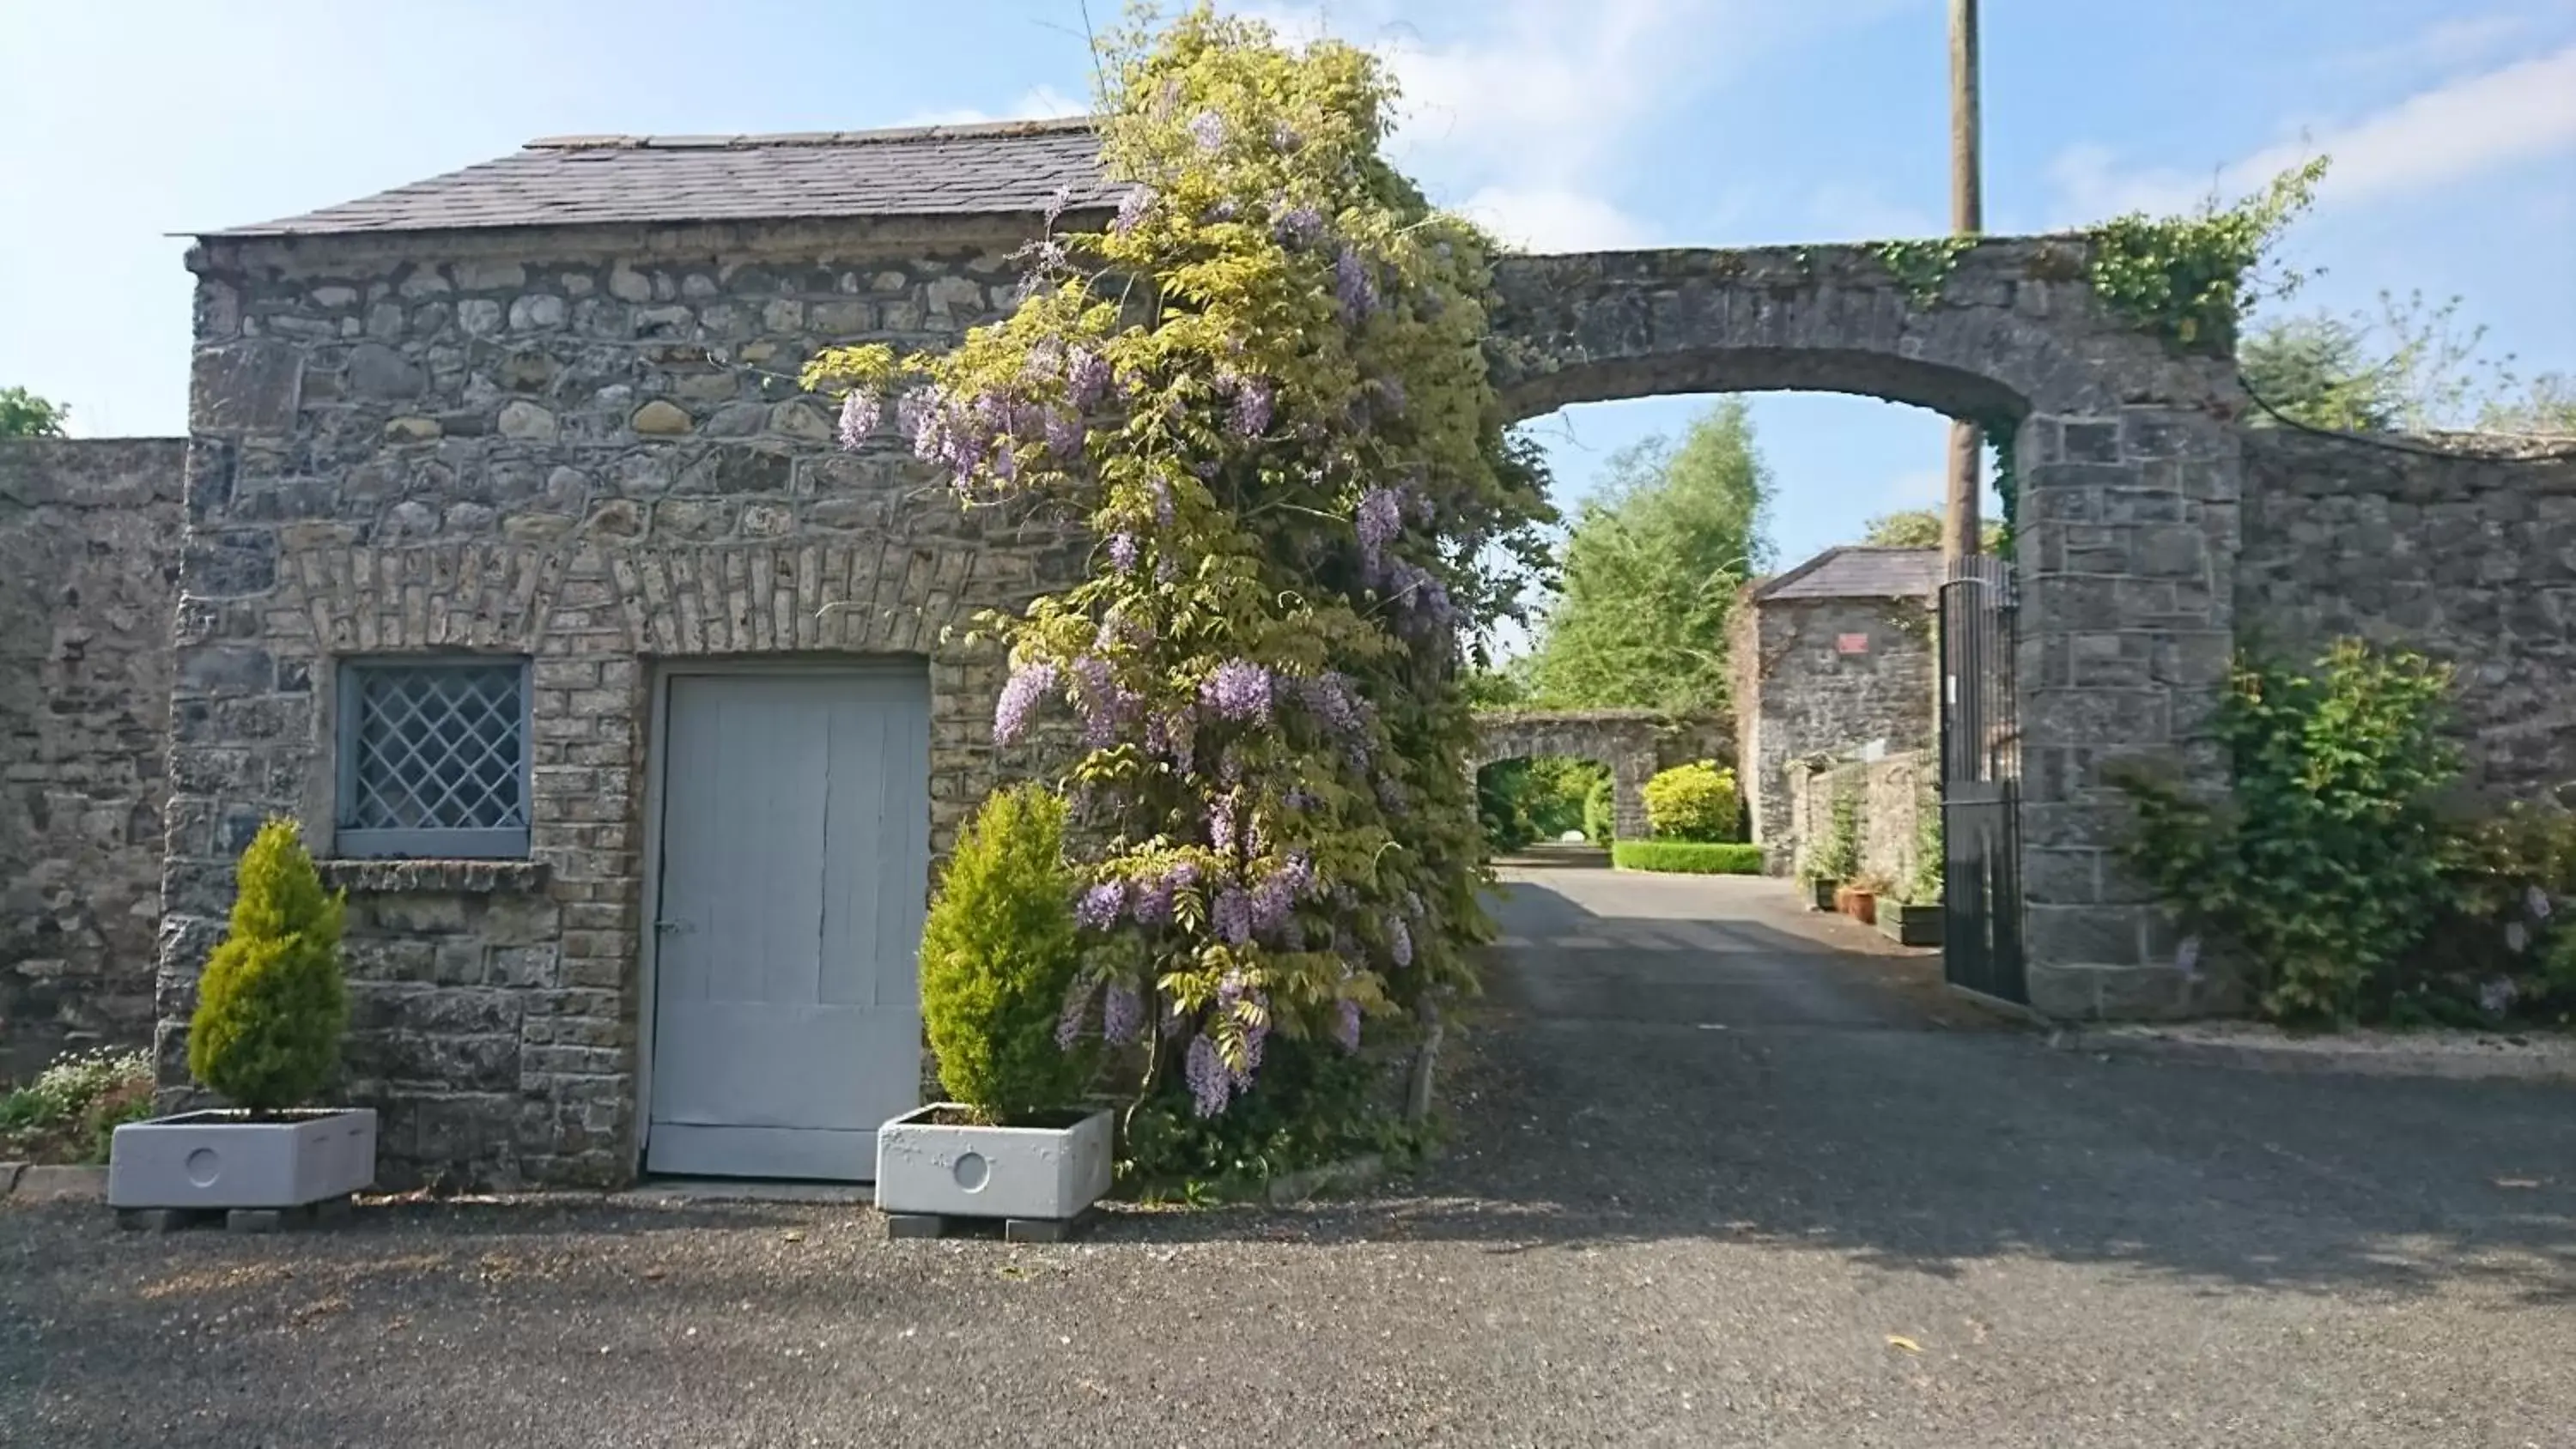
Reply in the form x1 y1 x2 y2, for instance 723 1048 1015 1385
157 122 1118 1187
1731 546 1941 859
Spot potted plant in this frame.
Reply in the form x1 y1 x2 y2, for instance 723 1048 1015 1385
1879 791 1946 947
1804 782 1860 912
108 819 376 1214
877 785 1113 1229
1839 873 1888 926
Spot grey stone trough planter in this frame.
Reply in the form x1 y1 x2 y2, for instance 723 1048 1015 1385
107 1108 377 1210
1878 902 1943 947
875 1105 1115 1223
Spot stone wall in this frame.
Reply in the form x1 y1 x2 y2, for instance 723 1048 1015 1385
1786 749 1933 894
1741 596 1935 858
1469 709 1734 840
165 218 1080 1187
0 439 184 1082
2238 428 2576 803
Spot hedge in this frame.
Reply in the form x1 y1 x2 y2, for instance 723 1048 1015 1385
1611 840 1767 875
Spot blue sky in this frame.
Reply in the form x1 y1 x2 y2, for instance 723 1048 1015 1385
6 0 2573 585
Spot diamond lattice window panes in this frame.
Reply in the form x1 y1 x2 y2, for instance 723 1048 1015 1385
334 658 531 858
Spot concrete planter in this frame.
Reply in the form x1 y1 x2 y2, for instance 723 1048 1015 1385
875 1105 1114 1222
1878 901 1943 947
107 1108 377 1210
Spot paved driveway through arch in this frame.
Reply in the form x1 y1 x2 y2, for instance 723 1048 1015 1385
6 864 2571 1447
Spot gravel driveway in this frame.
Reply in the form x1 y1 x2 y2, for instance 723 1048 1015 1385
5 865 2570 1447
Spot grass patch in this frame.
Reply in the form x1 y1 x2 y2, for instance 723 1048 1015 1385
1611 840 1766 875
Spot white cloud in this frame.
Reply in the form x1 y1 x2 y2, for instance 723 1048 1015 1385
897 84 1089 128
2048 42 2576 225
1452 184 1662 251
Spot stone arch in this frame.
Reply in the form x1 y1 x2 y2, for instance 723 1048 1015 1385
1485 238 2245 1017
1470 710 1707 841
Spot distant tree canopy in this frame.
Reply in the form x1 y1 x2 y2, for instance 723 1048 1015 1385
2239 291 2571 435
0 388 70 439
1857 509 2002 552
1522 399 1772 715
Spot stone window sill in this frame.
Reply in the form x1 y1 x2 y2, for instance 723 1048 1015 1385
315 859 551 895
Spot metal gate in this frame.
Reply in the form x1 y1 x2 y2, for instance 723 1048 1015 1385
1937 555 2026 1004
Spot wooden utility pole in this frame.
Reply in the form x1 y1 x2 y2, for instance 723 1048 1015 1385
1942 0 1984 561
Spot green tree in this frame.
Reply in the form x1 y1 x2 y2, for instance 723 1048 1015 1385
2240 291 2524 433
0 387 70 439
1858 509 2002 552
919 785 1096 1123
1525 399 1771 713
188 820 349 1113
2480 373 2576 434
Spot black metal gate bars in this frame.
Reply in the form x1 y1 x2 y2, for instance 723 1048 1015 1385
1937 555 2027 1004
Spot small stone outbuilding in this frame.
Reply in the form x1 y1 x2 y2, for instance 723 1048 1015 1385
1732 546 1940 861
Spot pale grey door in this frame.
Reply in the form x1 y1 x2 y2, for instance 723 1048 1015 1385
646 669 930 1180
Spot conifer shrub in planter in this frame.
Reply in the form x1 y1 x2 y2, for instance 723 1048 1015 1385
108 819 375 1211
1880 789 1945 946
876 785 1115 1224
1801 780 1860 911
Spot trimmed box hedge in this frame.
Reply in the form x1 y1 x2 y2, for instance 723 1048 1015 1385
1611 840 1767 875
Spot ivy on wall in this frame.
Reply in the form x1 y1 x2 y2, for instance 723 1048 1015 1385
2084 158 2328 351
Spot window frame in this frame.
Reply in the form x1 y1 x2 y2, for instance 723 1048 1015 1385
332 655 534 860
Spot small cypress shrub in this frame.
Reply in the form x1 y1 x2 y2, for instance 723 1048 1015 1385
1583 776 1615 843
919 785 1096 1124
188 818 349 1114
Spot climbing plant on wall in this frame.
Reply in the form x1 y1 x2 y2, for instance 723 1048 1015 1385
805 5 1551 1120
2085 158 2329 351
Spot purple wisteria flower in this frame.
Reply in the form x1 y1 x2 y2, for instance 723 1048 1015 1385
1145 709 1196 772
1225 374 1275 438
1365 375 1407 417
1184 1034 1231 1117
1271 120 1303 151
1067 348 1114 409
1388 915 1414 969
2175 935 2202 978
1071 656 1138 749
1216 970 1268 1084
1297 671 1372 750
1075 880 1127 931
836 389 880 451
1103 982 1144 1046
2480 976 2519 1016
1334 247 1376 321
2506 920 2530 955
1273 203 1326 246
1206 197 1240 222
1206 796 1240 857
1356 488 1402 577
2530 885 2555 919
1151 479 1176 526
1112 186 1155 235
993 660 1059 748
1054 977 1097 1050
1107 532 1140 573
1335 998 1363 1053
1187 109 1227 152
1247 853 1315 938
1042 406 1084 458
1213 886 1255 946
1200 659 1275 723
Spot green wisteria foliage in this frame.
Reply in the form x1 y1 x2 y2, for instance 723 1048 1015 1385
805 6 1551 1119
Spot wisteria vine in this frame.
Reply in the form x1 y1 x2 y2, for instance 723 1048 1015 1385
805 6 1551 1117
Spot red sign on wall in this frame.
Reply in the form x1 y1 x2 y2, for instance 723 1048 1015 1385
1836 633 1870 655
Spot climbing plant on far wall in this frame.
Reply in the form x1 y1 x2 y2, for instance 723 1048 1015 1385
805 4 1552 1120
2085 157 2329 351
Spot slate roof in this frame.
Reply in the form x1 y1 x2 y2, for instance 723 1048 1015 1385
1748 546 1943 603
209 118 1120 238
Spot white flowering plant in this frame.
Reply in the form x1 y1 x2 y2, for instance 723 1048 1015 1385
805 5 1551 1121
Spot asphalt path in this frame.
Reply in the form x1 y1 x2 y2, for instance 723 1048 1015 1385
4 863 2569 1446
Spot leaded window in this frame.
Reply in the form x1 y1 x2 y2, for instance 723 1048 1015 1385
334 658 531 858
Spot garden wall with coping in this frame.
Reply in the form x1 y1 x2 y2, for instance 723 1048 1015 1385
2237 428 2576 804
1786 749 1933 894
0 439 185 1084
1739 597 1935 858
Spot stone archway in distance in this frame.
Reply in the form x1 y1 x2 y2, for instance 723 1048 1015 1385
1468 709 1671 841
1485 239 2240 1020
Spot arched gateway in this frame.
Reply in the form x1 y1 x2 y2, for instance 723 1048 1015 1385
1484 239 2239 1018
1467 710 1684 841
